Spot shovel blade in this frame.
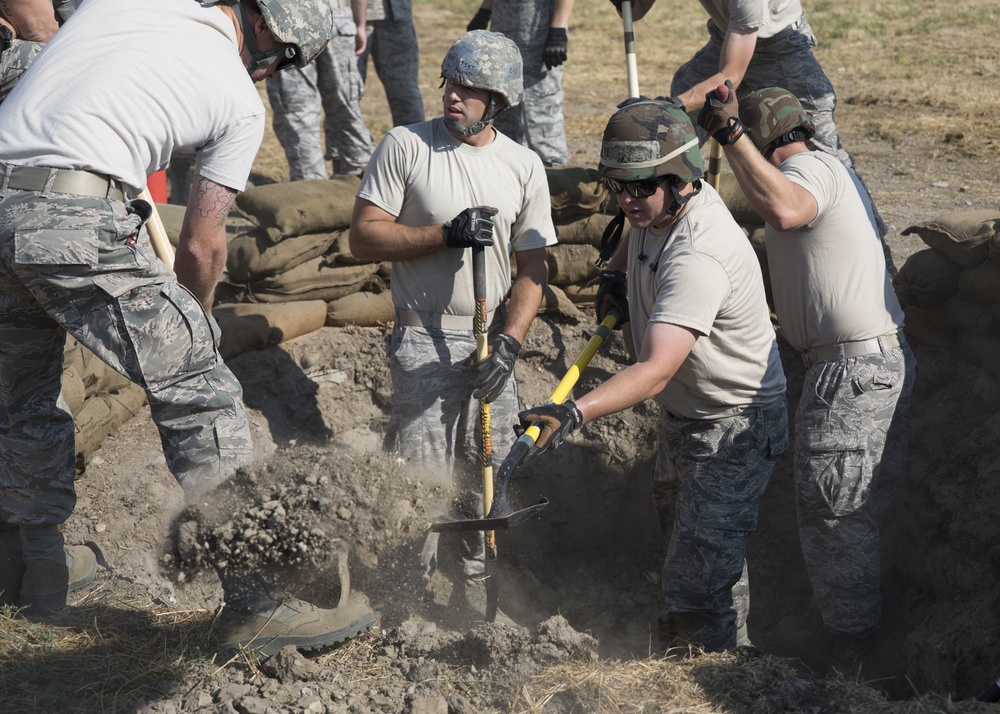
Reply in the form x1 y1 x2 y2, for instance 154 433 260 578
428 498 549 533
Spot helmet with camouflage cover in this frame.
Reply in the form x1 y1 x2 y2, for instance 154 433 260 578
441 30 524 108
227 0 332 72
739 87 815 151
598 99 703 183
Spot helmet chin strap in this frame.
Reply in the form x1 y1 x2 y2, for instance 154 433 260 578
444 91 503 138
230 1 279 75
658 179 702 225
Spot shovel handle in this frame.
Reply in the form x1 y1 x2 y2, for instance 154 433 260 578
621 1 640 99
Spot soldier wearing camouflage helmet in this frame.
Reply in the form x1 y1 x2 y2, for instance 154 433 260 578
0 0 377 660
350 30 555 626
519 97 788 654
699 83 915 675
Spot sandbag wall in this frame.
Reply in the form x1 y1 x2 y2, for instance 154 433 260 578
894 211 1000 379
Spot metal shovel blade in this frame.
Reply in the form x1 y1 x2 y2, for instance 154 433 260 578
429 497 549 533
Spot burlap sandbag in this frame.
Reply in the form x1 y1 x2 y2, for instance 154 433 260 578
74 383 147 467
538 284 585 320
561 281 599 305
553 214 612 247
74 345 133 399
957 260 1000 304
227 228 343 282
902 305 956 349
547 165 615 222
326 291 395 327
153 202 186 247
326 231 366 265
546 243 600 286
919 296 994 336
248 258 379 303
214 301 329 359
957 332 1000 380
900 211 999 267
234 176 362 242
60 366 87 417
893 248 963 309
716 172 763 225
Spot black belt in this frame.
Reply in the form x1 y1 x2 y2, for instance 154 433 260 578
1 163 125 201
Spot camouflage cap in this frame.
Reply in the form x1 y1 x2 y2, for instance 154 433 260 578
441 30 524 107
739 87 815 151
256 0 332 67
598 100 703 183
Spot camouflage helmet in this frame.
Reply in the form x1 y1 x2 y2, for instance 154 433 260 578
739 87 816 151
441 30 524 108
598 100 703 183
253 0 332 68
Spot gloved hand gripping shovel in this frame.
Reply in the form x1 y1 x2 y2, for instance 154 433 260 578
431 307 621 534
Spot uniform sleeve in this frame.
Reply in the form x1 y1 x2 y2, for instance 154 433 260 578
648 250 730 337
196 114 265 192
780 153 840 226
510 155 558 252
356 130 411 217
725 0 771 31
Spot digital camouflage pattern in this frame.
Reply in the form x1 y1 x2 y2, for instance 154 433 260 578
257 0 333 67
795 343 915 637
739 87 816 151
441 30 524 107
266 7 374 180
0 39 45 104
361 0 425 127
598 101 703 183
652 402 788 652
0 190 253 528
490 0 568 166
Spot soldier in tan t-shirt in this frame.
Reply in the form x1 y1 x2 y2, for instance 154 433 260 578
699 84 916 676
519 99 787 654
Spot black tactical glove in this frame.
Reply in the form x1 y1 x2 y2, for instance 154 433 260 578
517 400 584 452
0 24 12 53
467 7 491 31
654 95 686 111
543 28 568 69
607 0 623 10
472 332 521 403
594 269 629 328
443 206 497 249
697 79 745 146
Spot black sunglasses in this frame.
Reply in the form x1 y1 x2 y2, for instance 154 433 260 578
604 176 667 198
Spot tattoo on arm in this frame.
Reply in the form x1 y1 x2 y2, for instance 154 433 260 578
194 176 237 228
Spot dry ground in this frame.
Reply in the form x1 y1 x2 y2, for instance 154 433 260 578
2 1 1000 712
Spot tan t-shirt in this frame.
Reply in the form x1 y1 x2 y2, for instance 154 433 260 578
627 185 786 419
357 118 557 315
765 151 904 352
697 0 803 39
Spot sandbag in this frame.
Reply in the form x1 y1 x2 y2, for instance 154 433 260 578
554 214 612 247
153 202 186 247
326 231 367 265
957 261 1000 304
326 291 395 327
902 305 956 349
561 281 599 305
248 258 380 303
919 296 994 336
538 284 585 320
957 332 1000 380
60 366 87 418
74 382 148 468
547 165 615 222
214 301 329 359
227 228 343 282
234 176 362 242
893 248 963 309
900 211 999 267
716 172 762 225
546 243 600 286
76 345 133 399
213 307 274 359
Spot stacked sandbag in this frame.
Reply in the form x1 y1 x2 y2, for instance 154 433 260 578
61 338 147 472
895 211 1000 378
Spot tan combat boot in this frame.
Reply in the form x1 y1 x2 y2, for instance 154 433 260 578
20 544 98 614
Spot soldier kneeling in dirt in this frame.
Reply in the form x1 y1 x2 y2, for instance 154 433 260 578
350 31 555 624
519 98 788 654
0 0 374 660
698 84 916 675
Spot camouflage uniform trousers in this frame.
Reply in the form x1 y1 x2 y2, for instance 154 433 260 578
652 400 788 653
490 0 568 167
267 10 374 180
361 18 425 127
0 188 253 528
383 320 519 580
794 340 916 637
0 39 45 105
671 18 895 272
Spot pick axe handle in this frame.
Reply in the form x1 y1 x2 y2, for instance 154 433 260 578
706 139 724 191
139 187 176 269
621 1 640 98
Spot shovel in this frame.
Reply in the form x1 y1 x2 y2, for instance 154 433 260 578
431 307 621 534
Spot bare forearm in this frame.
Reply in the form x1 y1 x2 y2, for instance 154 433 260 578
575 359 669 423
724 138 814 229
349 220 447 262
173 239 226 310
0 0 59 41
551 0 575 28
503 252 548 343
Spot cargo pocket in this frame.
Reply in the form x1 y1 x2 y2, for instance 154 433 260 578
15 228 99 267
797 433 869 518
93 275 218 389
